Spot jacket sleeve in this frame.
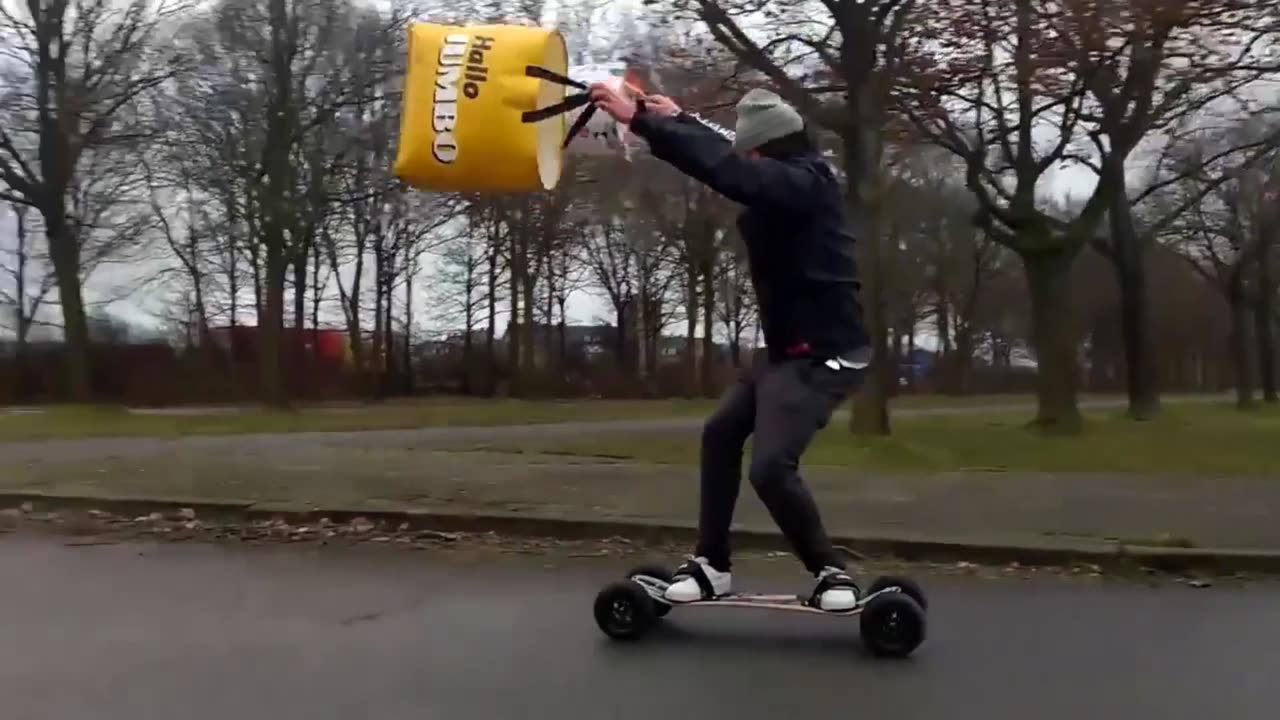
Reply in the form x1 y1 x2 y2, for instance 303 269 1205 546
629 110 821 213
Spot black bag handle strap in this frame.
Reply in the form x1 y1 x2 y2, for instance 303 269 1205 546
560 104 597 148
521 65 625 150
521 93 590 123
524 64 587 90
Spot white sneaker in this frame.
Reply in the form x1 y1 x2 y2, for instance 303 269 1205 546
664 557 732 603
813 567 859 612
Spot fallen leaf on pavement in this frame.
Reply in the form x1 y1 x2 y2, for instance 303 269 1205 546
415 530 460 542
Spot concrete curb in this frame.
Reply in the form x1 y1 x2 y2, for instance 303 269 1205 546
5 491 1280 575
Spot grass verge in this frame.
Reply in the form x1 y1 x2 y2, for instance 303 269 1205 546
0 392 1222 442
0 399 712 441
467 403 1280 476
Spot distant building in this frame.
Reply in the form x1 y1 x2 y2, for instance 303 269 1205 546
204 325 404 371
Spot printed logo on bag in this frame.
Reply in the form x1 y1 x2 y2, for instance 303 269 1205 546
432 33 495 164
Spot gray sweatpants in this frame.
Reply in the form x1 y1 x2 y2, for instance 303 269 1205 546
695 356 862 574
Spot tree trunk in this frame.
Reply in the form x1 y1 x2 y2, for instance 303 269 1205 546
891 329 904 390
545 274 557 374
1022 246 1082 432
485 247 498 397
191 258 210 352
644 298 659 384
381 275 391 397
402 265 414 396
507 263 521 397
556 297 568 371
258 2 292 409
460 262 476 395
614 302 628 368
310 239 322 369
700 262 716 397
843 127 890 436
1108 191 1159 420
260 240 286 407
1088 322 1109 391
906 322 917 391
11 205 30 400
251 250 264 322
684 269 698 397
952 246 986 395
935 299 951 355
372 270 385 399
226 192 241 332
462 327 474 395
292 253 307 397
1115 259 1159 417
1254 243 1276 403
936 298 957 393
44 211 92 401
521 272 536 378
1229 269 1255 409
954 324 975 394
335 234 366 376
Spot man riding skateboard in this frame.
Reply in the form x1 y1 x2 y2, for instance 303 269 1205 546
589 83 870 611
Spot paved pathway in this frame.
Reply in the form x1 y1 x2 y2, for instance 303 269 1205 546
4 445 1278 550
0 395 1227 463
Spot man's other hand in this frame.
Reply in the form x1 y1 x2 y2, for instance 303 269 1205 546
641 94 681 117
589 83 637 124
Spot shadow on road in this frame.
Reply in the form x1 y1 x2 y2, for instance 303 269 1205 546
596 615 916 665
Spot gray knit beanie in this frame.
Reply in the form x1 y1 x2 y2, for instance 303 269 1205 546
732 88 805 152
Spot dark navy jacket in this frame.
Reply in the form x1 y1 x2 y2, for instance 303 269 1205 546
629 110 867 362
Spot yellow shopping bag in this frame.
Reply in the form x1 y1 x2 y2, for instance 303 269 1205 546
393 23 572 193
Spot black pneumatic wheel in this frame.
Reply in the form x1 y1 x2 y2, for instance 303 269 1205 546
867 575 928 611
859 593 926 658
594 581 658 640
627 565 674 617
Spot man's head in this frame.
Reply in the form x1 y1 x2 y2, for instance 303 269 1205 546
733 88 810 158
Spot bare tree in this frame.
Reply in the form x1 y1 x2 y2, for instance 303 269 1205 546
891 145 1002 393
714 233 757 368
640 173 728 396
904 0 1113 431
1165 125 1280 408
430 227 491 394
1 201 57 395
0 0 189 399
163 0 410 404
579 205 640 369
643 0 919 434
1052 0 1280 419
140 158 213 348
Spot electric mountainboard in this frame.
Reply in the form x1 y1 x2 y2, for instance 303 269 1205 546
593 566 927 658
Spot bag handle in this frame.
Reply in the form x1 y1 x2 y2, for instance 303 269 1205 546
519 65 600 149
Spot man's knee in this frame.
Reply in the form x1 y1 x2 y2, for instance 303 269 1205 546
702 412 744 452
747 452 796 494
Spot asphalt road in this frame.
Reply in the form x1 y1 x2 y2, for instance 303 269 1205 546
2 533 1277 720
